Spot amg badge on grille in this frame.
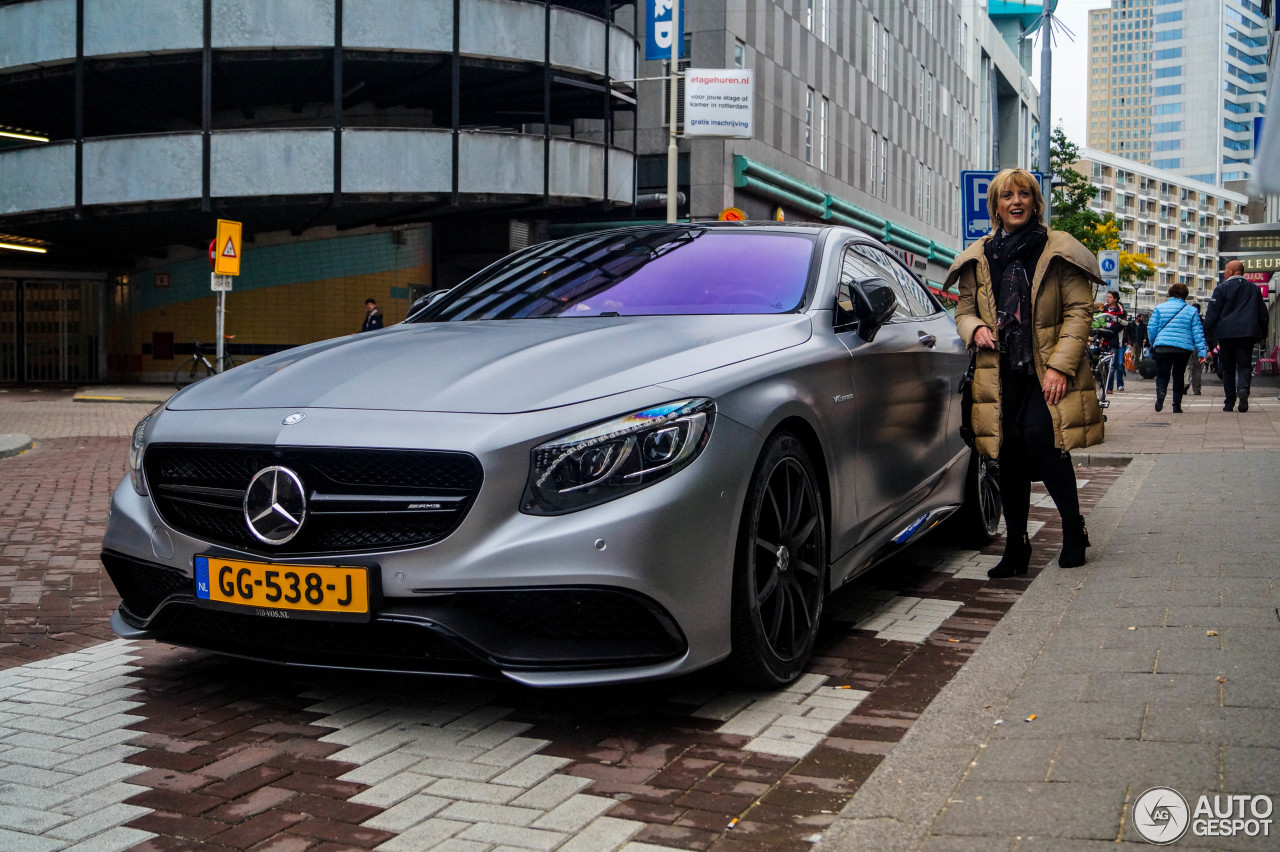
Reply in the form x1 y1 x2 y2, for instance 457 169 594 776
244 466 307 544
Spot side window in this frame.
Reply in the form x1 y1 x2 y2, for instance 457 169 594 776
850 244 943 318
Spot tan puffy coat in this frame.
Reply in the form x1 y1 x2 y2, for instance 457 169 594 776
945 230 1106 460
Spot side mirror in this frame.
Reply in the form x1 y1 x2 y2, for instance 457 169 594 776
409 288 451 315
853 280 898 342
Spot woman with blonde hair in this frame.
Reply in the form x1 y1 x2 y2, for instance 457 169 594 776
945 168 1106 576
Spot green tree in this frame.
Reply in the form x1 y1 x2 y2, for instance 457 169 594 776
1049 127 1112 253
1119 251 1158 293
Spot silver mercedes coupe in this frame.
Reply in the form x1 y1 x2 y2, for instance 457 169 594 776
102 223 999 688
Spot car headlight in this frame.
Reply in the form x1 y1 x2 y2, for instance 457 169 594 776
128 406 161 495
522 398 715 515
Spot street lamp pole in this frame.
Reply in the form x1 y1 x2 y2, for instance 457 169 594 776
1039 0 1053 224
666 1 680 224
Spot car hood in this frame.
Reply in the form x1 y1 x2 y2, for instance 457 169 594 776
168 314 813 414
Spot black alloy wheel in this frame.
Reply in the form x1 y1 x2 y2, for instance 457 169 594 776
728 433 827 688
946 450 1001 547
971 453 1002 542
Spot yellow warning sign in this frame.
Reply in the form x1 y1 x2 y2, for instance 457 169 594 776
214 219 242 276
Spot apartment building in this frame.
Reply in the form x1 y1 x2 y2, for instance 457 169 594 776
1078 148 1250 311
1087 0 1270 187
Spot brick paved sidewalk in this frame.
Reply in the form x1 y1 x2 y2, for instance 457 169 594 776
1 387 1140 851
1091 373 1280 456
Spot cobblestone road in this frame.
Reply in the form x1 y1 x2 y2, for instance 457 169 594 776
0 387 1122 851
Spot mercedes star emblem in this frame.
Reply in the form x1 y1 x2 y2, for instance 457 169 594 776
244 466 307 545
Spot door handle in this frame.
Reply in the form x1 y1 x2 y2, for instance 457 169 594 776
918 331 937 348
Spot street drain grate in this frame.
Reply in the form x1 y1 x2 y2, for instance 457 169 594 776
1132 422 1170 427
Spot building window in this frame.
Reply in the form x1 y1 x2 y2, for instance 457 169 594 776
868 131 878 194
734 40 745 69
879 135 888 200
881 26 890 87
820 96 830 171
804 88 815 164
1154 84 1182 96
868 19 879 85
1154 65 1182 78
917 161 925 217
924 169 933 224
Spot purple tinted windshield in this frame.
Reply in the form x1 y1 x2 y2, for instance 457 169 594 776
420 229 816 320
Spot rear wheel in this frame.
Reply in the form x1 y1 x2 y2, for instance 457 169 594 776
727 433 827 688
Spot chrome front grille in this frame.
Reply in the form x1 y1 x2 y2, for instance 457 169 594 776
144 444 483 555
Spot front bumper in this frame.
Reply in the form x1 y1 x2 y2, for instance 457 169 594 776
104 549 687 678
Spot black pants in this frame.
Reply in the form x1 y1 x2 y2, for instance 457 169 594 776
1153 348 1191 410
998 371 1080 541
1216 338 1255 404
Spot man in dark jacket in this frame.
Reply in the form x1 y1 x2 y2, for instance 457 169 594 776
360 298 384 333
1204 260 1269 412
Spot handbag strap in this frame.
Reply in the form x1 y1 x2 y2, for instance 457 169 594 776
1150 302 1190 346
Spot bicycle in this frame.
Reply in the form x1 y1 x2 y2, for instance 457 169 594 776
174 335 242 388
1088 330 1113 420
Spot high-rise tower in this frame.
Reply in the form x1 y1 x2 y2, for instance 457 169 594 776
1087 0 1269 186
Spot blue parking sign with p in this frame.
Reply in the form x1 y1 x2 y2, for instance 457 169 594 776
961 170 1051 247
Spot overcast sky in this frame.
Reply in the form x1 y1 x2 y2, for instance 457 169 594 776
1031 0 1096 150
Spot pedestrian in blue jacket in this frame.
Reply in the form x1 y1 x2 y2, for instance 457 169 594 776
1147 282 1207 413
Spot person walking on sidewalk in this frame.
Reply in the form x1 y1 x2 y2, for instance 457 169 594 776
1127 312 1147 375
1099 290 1128 392
1147 283 1207 414
1204 260 1269 412
948 168 1105 578
1181 303 1205 396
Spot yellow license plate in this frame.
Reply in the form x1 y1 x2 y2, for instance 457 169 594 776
195 555 369 621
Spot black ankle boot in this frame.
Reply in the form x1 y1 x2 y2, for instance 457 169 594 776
1059 515 1091 568
988 533 1032 578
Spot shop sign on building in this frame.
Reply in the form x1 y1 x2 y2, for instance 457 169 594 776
684 70 753 138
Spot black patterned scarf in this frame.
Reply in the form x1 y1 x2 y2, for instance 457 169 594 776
984 224 1047 376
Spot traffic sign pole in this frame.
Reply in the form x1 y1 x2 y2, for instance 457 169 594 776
216 290 225 370
1097 250 1120 298
211 220 242 373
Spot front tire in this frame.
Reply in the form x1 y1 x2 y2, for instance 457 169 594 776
727 433 827 688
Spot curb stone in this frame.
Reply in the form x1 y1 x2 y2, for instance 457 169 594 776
0 432 33 458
